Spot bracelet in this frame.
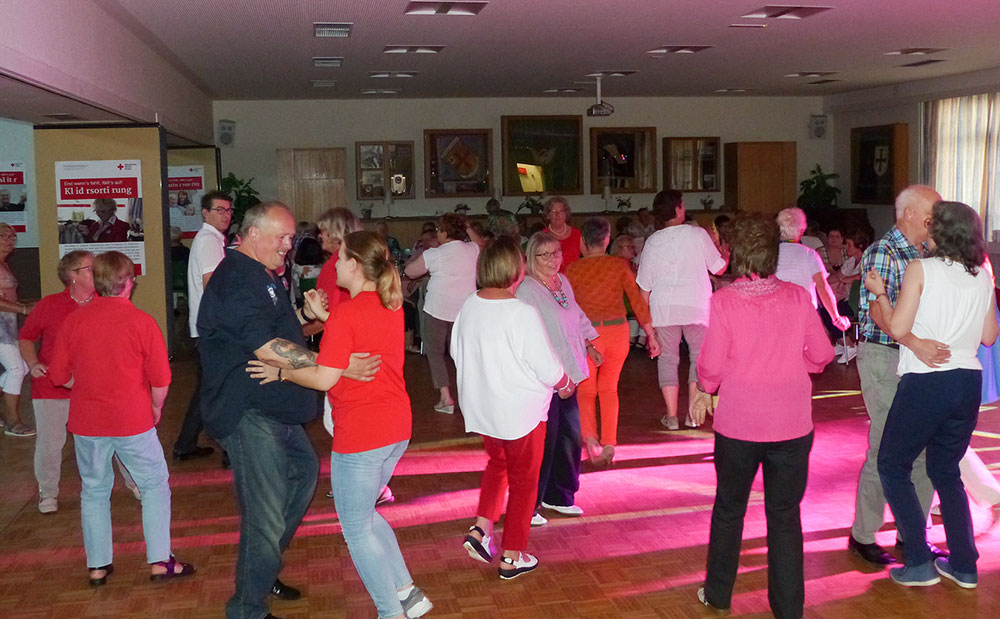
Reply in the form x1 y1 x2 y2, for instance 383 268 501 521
20 304 26 315
278 368 284 382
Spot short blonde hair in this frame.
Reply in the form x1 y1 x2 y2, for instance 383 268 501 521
776 207 807 241
478 236 524 289
93 251 134 296
525 231 560 276
316 207 362 242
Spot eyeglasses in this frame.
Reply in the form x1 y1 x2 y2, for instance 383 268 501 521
0 234 15 240
72 265 93 272
535 249 563 259
210 207 234 215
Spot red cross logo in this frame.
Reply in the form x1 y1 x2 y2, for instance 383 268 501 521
118 164 124 170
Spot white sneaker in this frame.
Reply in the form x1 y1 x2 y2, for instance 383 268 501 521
38 498 58 514
661 415 680 431
834 343 846 355
684 415 699 428
530 512 548 527
541 501 584 516
498 552 538 580
840 345 857 363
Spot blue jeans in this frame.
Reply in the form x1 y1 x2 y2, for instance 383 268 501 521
74 427 171 567
879 369 981 573
537 392 581 507
331 441 412 619
220 411 319 619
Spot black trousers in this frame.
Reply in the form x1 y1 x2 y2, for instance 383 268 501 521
704 430 813 619
536 392 581 508
173 342 204 454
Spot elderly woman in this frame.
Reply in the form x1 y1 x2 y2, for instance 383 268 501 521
566 218 659 465
0 222 33 436
47 251 194 586
695 214 834 617
517 231 602 523
452 236 572 579
542 197 582 273
79 198 130 243
868 201 998 588
775 207 851 334
404 212 479 414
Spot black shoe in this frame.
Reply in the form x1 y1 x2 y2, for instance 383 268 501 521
221 450 231 469
271 579 301 600
172 446 214 461
848 535 896 564
895 538 949 559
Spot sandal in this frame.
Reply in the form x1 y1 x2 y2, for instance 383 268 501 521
498 552 538 580
462 525 493 563
149 555 196 582
89 563 113 587
4 422 36 437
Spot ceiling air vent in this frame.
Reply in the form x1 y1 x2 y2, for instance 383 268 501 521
313 22 353 38
311 80 337 88
312 57 344 68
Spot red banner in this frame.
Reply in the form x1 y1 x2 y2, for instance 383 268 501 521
59 177 139 200
0 172 24 185
168 176 203 191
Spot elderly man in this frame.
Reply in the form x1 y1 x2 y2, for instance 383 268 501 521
199 202 377 619
848 185 951 565
0 189 26 211
172 190 232 463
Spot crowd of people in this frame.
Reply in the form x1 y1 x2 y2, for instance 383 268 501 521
3 183 998 618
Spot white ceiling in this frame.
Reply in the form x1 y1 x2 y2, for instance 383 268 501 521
105 0 1000 100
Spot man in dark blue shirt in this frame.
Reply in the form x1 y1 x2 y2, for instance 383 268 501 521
199 202 378 619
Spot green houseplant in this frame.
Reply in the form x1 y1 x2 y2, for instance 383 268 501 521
220 172 262 227
797 164 841 210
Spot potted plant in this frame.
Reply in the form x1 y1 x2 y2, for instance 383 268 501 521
798 164 841 210
220 172 262 227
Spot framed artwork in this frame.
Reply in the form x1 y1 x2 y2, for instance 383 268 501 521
501 115 583 196
851 124 908 204
423 129 493 198
590 127 657 194
355 141 415 200
663 137 720 192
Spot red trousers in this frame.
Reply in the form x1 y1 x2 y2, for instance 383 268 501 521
476 421 546 551
578 322 630 445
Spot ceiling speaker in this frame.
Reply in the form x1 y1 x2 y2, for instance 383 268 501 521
217 119 236 148
808 115 828 139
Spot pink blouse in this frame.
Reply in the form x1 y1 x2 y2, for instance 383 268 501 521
697 277 834 442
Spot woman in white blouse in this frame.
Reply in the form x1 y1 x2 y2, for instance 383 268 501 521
452 236 573 580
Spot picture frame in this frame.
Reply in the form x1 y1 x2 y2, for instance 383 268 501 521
663 136 720 192
501 115 583 196
589 127 657 194
355 141 415 200
423 129 493 198
851 124 908 205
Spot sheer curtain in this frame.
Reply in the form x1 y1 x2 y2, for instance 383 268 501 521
924 93 1000 237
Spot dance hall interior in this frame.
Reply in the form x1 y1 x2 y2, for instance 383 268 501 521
3 2 1000 618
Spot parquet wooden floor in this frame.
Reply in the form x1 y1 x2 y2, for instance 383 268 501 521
3 331 1000 618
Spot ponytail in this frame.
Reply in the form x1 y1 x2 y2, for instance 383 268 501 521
343 230 403 311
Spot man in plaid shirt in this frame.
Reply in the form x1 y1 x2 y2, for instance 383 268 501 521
848 185 952 565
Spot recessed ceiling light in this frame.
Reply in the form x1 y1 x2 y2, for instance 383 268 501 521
900 59 948 67
313 57 344 68
404 1 488 15
586 70 637 78
714 88 749 94
544 88 581 93
741 5 832 19
785 71 838 78
383 45 445 54
311 80 337 88
362 89 401 95
369 71 418 78
729 23 767 28
313 22 353 38
647 45 713 55
806 79 841 85
884 48 948 56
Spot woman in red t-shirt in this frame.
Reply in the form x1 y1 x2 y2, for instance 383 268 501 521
542 196 582 273
248 231 431 619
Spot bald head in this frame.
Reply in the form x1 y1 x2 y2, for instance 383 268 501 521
895 185 941 245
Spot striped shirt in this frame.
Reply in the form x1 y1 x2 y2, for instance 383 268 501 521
858 226 924 345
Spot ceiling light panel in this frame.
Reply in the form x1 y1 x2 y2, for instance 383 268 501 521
544 88 581 93
884 48 948 56
383 45 445 54
647 45 713 55
404 1 488 16
729 23 767 28
741 5 832 19
362 89 401 95
312 57 344 68
714 88 749 94
311 80 337 88
313 22 353 38
806 79 841 84
900 59 948 67
586 70 637 78
369 71 418 78
785 71 838 78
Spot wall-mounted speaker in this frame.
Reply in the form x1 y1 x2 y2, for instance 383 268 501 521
217 119 236 148
808 115 828 139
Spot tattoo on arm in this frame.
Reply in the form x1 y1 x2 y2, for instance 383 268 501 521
269 339 318 368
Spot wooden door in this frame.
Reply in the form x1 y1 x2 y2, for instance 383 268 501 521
277 148 347 224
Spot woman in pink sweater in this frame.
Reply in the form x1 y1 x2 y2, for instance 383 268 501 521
694 214 834 618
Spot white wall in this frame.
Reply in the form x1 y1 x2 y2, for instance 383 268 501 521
214 96 834 218
0 117 38 248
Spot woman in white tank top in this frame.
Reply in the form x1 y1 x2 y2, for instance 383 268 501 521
864 201 999 589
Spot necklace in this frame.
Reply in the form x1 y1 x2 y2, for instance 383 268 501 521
70 291 94 305
537 275 568 308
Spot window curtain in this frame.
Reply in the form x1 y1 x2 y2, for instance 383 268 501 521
924 93 1000 237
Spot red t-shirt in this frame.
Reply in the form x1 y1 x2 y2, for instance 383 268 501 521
18 289 79 399
48 296 171 437
544 226 582 273
317 291 411 454
315 256 351 313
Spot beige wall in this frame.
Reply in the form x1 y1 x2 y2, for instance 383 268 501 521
214 96 834 218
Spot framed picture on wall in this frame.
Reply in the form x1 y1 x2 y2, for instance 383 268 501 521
356 141 415 200
589 127 657 194
501 115 583 196
423 129 492 198
851 124 908 204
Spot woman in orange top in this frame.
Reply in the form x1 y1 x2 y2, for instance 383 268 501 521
566 217 660 464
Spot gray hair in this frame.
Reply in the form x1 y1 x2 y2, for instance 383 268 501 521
776 207 807 241
525 231 560 276
543 196 570 220
581 217 611 249
242 201 291 236
895 185 942 221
